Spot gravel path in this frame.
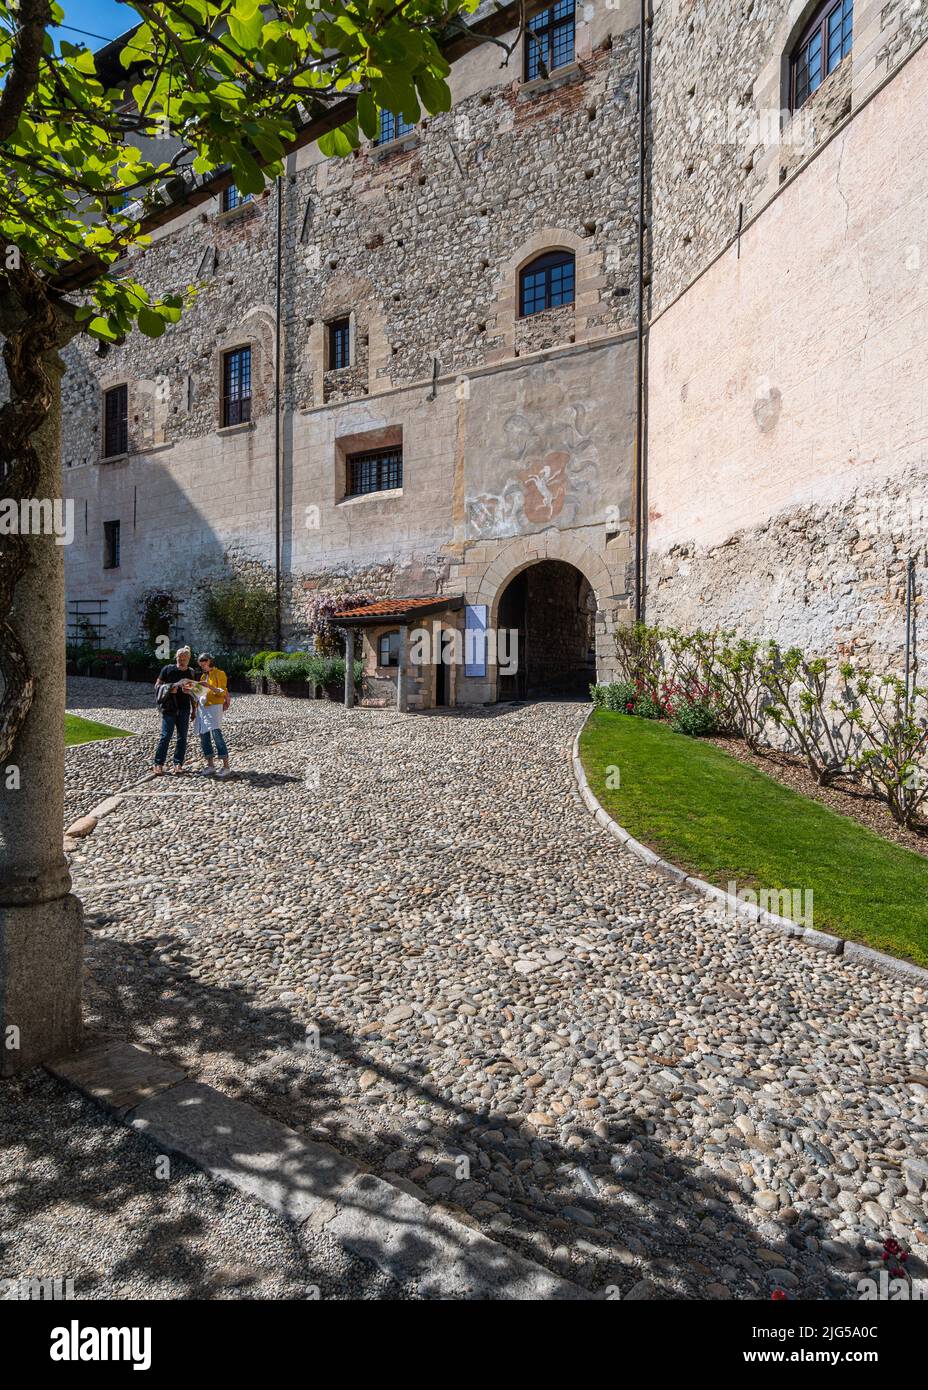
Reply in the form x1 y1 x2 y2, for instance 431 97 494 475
0 1070 416 1300
63 681 928 1300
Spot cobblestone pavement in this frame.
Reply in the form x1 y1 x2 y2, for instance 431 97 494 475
64 677 318 826
63 680 928 1299
0 1070 416 1300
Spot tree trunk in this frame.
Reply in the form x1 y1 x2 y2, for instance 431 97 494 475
0 345 82 1075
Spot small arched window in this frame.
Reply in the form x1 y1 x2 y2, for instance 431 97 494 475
790 0 853 112
519 250 575 318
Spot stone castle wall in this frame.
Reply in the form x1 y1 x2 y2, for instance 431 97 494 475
61 4 642 663
646 38 928 671
649 0 928 316
57 1 928 685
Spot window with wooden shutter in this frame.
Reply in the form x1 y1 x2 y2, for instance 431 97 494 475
103 384 128 458
103 520 120 569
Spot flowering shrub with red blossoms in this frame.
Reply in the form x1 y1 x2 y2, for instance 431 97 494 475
882 1235 911 1281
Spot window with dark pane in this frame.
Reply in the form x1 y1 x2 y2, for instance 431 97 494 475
791 0 852 111
378 109 416 145
103 383 128 458
222 347 251 427
524 0 576 82
222 184 252 212
378 630 401 667
329 318 350 370
519 250 576 317
346 447 402 497
103 520 120 570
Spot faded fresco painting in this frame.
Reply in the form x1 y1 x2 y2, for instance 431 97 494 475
464 345 634 540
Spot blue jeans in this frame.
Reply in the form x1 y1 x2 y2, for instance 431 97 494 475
200 727 228 761
155 709 190 767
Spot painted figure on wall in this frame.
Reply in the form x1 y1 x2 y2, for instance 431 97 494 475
466 365 600 539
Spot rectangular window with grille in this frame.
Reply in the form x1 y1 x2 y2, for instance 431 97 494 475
222 346 252 427
221 184 251 212
103 383 128 458
328 318 350 369
103 519 120 569
524 0 576 82
346 447 402 497
378 109 415 145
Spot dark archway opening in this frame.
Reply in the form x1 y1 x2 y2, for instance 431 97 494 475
497 559 597 700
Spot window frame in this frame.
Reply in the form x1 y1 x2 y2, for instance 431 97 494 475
328 317 351 371
221 184 252 213
790 0 853 112
345 446 403 498
378 630 401 668
221 345 252 428
102 382 129 459
377 109 416 145
103 519 121 570
518 249 576 318
524 0 576 83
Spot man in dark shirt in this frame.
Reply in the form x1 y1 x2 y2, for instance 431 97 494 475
153 646 197 774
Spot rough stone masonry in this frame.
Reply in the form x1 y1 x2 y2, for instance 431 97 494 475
60 1 928 692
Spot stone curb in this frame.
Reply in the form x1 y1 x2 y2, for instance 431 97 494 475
570 711 928 989
47 1040 592 1301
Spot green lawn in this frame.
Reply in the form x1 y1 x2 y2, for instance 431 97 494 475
65 714 132 746
580 710 928 968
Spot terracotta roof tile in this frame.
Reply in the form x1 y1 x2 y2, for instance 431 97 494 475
333 595 462 621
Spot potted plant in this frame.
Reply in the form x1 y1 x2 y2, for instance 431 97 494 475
123 644 161 682
246 650 284 694
89 648 127 680
308 654 363 701
213 650 252 693
265 652 314 697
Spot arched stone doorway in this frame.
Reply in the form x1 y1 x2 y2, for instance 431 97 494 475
496 559 597 699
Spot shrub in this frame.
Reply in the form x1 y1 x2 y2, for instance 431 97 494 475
712 637 769 750
265 653 314 684
248 650 286 674
839 671 928 827
591 681 639 712
123 644 160 675
761 643 850 785
210 649 251 679
88 648 125 677
670 699 719 737
308 656 363 688
614 622 664 696
633 691 662 720
203 578 276 648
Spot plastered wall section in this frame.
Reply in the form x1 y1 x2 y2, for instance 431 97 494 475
645 42 928 660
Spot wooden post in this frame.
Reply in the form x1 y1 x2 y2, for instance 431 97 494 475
343 627 355 708
397 625 408 713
